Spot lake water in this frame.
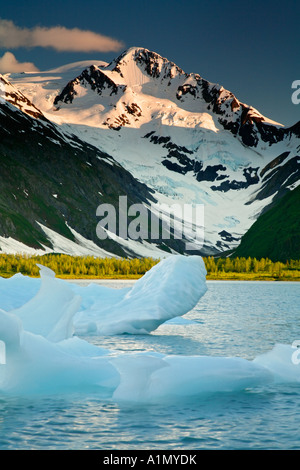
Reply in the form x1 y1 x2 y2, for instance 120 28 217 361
0 280 299 450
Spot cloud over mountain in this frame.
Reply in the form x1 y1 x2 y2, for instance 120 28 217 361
0 19 124 53
0 51 39 73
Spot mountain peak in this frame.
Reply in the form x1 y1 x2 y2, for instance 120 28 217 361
1 49 299 259
53 63 126 107
108 47 185 82
50 46 292 146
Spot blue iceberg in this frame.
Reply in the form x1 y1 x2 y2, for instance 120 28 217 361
0 255 299 400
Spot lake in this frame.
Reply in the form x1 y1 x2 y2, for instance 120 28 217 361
0 280 299 450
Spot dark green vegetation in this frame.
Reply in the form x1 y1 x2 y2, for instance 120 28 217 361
234 185 300 262
0 254 158 278
204 256 300 281
0 100 156 257
0 254 299 281
0 100 194 258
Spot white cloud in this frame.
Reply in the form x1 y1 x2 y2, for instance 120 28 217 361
0 51 39 73
0 19 124 53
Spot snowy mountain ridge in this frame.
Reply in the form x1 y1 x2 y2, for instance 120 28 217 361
53 47 287 134
2 47 300 257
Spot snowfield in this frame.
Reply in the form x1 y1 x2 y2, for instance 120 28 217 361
2 47 299 256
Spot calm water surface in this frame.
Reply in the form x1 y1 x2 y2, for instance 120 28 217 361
0 280 299 450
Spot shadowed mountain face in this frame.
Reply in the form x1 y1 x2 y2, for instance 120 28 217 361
233 185 300 262
1 47 300 257
0 93 197 257
0 99 162 257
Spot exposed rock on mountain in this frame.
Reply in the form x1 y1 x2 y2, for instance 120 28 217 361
2 48 299 257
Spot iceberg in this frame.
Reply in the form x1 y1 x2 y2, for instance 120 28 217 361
2 255 207 337
0 272 40 311
11 264 81 342
254 343 300 384
110 353 273 402
72 254 208 335
0 306 293 400
0 308 119 395
0 254 299 400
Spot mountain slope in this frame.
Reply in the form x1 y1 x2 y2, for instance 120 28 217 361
4 48 300 257
233 185 300 262
0 88 186 258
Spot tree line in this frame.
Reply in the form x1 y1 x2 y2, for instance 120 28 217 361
204 256 300 280
0 253 299 280
0 254 158 278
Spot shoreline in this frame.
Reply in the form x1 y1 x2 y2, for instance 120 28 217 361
0 254 299 282
1 274 299 282
62 275 300 282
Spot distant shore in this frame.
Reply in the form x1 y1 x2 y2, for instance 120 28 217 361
0 253 299 282
59 275 300 282
55 272 300 281
2 274 298 282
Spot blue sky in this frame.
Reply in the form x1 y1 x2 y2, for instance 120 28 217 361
0 0 299 126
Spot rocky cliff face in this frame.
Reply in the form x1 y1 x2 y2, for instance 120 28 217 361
0 75 45 119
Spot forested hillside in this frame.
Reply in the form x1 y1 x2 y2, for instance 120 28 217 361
234 185 300 262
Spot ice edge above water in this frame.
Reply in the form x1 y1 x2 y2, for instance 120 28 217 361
0 255 299 401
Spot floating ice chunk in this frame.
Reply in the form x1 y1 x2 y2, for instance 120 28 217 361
111 353 273 403
2 255 207 337
11 265 81 342
0 308 118 395
254 343 300 383
0 305 299 399
1 256 299 399
0 273 40 311
0 309 272 399
147 355 272 400
73 255 207 335
111 353 167 402
0 308 22 355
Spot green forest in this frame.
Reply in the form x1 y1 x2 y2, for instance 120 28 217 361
0 253 299 281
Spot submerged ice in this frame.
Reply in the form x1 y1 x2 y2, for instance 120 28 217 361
0 255 299 400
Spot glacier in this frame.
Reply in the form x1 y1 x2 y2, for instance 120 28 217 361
0 254 299 400
6 48 299 258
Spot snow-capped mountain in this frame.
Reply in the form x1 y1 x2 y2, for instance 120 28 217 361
0 78 177 258
2 47 300 257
